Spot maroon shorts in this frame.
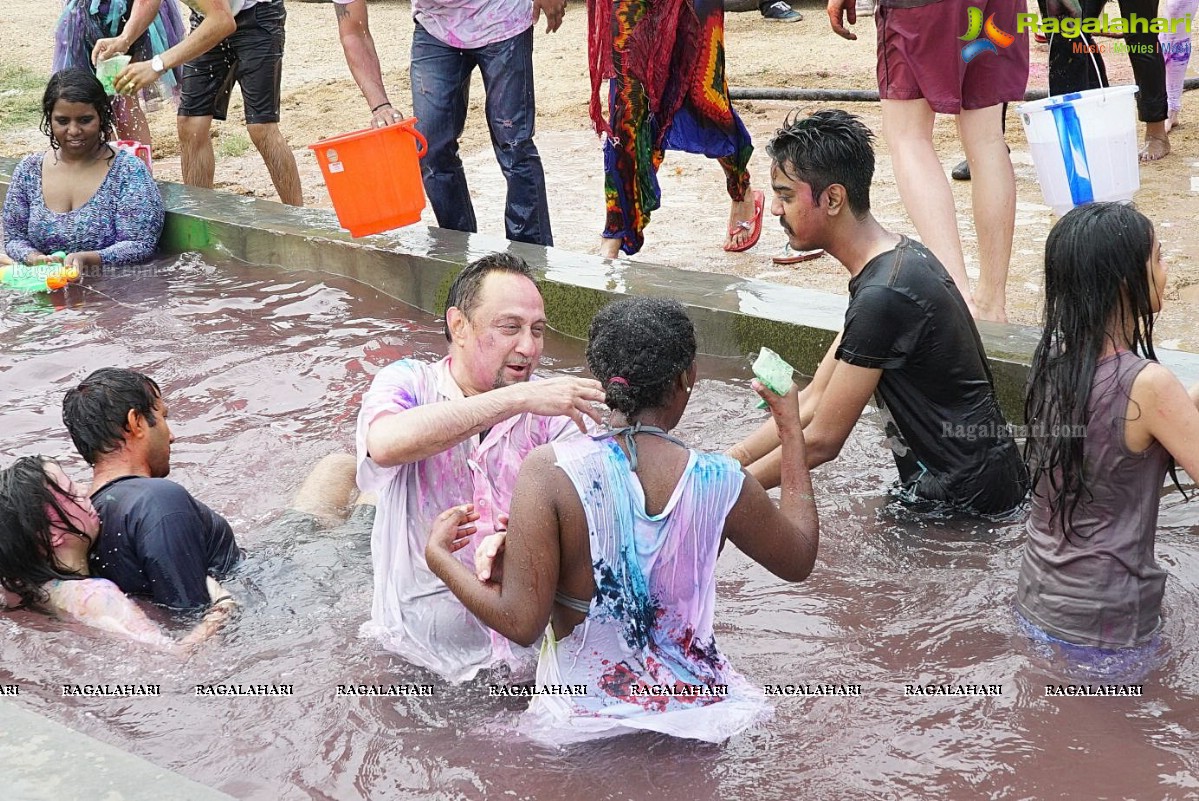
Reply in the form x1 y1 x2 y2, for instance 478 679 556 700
876 0 1030 114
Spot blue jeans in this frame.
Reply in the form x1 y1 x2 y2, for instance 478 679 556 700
409 24 552 246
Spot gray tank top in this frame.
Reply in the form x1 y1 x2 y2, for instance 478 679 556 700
1016 350 1172 648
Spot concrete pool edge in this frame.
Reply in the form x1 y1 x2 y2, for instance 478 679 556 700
0 698 235 801
4 159 1199 416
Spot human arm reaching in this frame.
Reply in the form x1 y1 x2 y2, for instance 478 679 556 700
721 380 820 581
426 449 564 647
67 576 236 654
91 0 165 64
116 0 237 96
727 333 842 470
366 376 603 467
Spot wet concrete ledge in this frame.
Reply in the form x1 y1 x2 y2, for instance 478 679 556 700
4 157 1199 420
0 699 234 801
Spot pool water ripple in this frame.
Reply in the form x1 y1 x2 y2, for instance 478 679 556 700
2 256 1199 798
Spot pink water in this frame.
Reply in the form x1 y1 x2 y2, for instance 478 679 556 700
3 256 1199 800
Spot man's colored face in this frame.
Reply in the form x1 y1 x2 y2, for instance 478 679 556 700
455 272 547 392
145 397 174 478
770 161 826 252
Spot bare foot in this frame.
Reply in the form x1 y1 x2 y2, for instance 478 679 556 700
598 237 621 259
724 193 760 251
974 304 1008 324
1140 129 1170 162
1166 110 1182 132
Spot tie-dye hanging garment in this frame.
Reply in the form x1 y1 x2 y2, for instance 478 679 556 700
53 0 186 105
588 0 754 255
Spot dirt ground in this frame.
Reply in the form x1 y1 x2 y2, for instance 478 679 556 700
3 0 1199 344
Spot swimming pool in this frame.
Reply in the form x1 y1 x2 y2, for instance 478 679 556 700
2 255 1199 800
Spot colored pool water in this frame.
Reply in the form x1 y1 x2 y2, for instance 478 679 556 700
2 256 1199 799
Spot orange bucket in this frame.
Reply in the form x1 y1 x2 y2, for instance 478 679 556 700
309 119 428 238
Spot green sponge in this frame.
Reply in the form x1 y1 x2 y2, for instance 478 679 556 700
751 346 795 409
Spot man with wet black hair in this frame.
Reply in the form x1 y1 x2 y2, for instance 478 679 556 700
356 252 605 681
62 368 242 609
728 110 1028 517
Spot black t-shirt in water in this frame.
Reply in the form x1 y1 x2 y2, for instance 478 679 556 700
835 237 1029 515
89 476 242 609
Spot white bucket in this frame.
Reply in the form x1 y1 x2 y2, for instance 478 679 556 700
1018 85 1140 216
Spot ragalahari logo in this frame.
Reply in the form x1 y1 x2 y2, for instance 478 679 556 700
960 6 1015 62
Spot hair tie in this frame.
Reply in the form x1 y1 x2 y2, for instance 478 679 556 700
609 377 629 387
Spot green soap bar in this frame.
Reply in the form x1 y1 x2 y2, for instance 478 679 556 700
751 347 795 408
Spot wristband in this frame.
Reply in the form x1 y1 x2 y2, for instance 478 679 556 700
371 102 392 113
210 595 236 608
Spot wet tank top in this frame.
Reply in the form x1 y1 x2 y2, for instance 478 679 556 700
519 433 770 745
1016 350 1172 648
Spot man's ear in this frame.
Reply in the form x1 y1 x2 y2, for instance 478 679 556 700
126 408 146 440
446 306 468 345
825 184 848 216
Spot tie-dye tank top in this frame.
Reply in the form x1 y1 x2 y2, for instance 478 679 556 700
521 434 770 744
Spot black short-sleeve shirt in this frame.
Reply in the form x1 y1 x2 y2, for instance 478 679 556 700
89 477 242 609
836 237 1028 515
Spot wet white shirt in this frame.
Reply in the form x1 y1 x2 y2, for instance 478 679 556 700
355 356 585 681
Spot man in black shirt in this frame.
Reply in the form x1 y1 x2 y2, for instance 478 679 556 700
63 368 241 609
728 110 1027 516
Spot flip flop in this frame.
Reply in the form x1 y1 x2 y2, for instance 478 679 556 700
724 189 765 253
773 243 824 265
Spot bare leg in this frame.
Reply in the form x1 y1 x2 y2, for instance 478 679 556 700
178 114 216 189
958 104 1015 323
113 96 152 147
880 99 976 314
598 237 622 259
1141 120 1171 162
247 122 303 206
289 453 359 526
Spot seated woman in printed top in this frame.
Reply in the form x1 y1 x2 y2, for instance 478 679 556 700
2 69 164 272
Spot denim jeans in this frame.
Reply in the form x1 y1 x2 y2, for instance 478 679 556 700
409 24 553 246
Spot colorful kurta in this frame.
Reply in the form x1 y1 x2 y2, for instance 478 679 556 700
588 0 753 254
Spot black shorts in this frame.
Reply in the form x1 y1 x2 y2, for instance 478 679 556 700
178 0 286 124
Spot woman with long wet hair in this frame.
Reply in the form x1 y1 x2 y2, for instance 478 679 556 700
1018 202 1199 662
0 457 234 652
2 69 164 271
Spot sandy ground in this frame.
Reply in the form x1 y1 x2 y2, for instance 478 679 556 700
3 0 1199 343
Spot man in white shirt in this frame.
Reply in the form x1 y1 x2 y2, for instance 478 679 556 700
355 253 604 680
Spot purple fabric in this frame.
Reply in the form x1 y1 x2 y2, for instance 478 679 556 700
3 151 164 266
